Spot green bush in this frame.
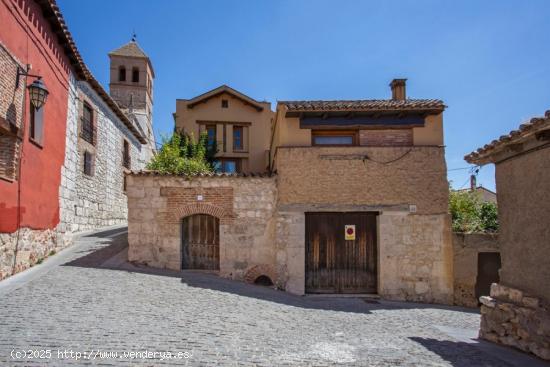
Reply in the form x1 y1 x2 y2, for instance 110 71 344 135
449 189 499 233
146 132 214 175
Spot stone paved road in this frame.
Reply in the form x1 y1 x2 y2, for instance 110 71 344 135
0 227 548 366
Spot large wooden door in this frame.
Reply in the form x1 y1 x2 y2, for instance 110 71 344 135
181 214 220 270
305 212 377 294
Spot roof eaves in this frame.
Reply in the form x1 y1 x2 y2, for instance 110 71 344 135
40 0 146 144
129 170 276 178
465 110 550 164
186 85 264 111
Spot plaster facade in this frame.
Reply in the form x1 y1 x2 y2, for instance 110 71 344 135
466 110 550 359
175 86 274 173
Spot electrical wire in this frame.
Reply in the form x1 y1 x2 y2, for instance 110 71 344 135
362 149 412 165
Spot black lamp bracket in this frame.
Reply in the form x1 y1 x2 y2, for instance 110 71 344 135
16 64 42 88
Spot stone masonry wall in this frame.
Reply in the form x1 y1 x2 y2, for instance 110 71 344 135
480 283 550 360
378 212 454 304
58 78 144 234
453 232 499 307
0 228 69 280
127 175 280 285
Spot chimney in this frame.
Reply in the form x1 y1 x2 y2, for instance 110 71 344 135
390 78 407 100
470 174 477 191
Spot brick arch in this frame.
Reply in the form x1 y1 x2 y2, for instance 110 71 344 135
244 264 278 285
175 203 233 223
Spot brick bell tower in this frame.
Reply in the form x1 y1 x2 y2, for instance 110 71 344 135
108 35 155 157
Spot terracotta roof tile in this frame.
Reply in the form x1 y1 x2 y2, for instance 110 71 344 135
465 110 550 163
129 170 275 178
279 99 445 112
109 41 148 58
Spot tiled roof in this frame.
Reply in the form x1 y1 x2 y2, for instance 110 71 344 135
35 0 146 144
279 99 445 112
129 170 275 178
465 110 550 163
109 41 148 58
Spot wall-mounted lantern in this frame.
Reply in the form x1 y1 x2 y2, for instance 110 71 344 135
17 65 49 108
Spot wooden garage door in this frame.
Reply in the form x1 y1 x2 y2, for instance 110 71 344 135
306 212 377 294
181 214 220 270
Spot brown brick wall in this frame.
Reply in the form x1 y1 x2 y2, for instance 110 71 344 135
0 44 25 181
359 129 412 146
276 146 449 214
159 187 235 224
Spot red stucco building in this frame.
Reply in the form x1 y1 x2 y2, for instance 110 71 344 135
0 0 153 280
0 0 72 232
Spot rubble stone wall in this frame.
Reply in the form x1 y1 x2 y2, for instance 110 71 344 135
480 283 550 360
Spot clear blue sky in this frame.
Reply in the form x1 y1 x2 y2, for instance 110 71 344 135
58 0 550 191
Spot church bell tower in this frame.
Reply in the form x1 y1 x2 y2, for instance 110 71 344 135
108 35 155 154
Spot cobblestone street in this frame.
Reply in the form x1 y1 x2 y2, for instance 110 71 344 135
0 227 547 366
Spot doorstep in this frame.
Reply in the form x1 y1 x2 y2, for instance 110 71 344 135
304 293 380 299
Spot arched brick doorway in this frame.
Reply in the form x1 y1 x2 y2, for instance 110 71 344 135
181 214 220 270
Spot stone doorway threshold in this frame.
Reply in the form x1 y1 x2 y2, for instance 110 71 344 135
305 293 380 299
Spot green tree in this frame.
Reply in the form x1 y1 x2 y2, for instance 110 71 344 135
449 189 499 233
146 132 213 175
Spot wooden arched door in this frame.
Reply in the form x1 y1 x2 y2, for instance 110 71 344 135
181 214 220 270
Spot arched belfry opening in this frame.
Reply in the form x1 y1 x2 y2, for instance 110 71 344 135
181 214 220 270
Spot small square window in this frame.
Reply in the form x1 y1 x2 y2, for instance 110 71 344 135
221 99 229 108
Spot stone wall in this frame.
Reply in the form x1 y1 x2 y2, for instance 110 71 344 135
0 228 69 280
480 283 550 360
127 173 454 303
127 174 280 285
58 78 145 234
378 212 454 304
453 232 499 307
273 145 453 302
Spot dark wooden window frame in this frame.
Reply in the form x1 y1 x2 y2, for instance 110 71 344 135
83 150 94 176
311 130 358 146
221 99 229 108
29 104 44 147
233 126 244 151
206 124 216 148
81 103 94 145
215 158 241 173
